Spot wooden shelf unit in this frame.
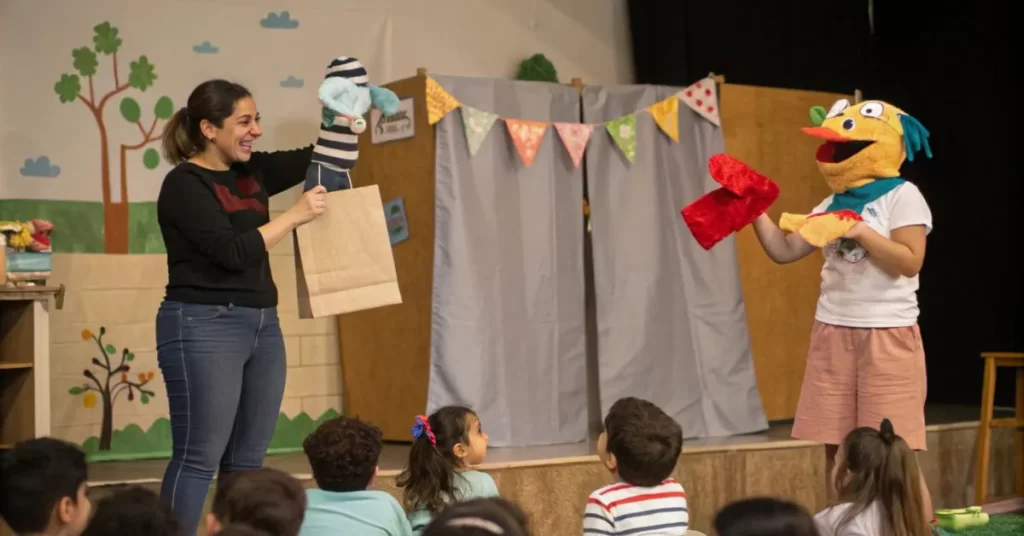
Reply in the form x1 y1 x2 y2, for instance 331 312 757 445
0 285 63 450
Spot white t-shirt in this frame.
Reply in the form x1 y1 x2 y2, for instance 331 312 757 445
814 502 885 536
811 182 932 328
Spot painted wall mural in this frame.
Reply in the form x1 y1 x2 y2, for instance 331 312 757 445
53 21 172 254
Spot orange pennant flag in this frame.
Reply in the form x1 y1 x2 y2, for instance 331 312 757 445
647 97 679 142
426 77 461 125
505 119 548 167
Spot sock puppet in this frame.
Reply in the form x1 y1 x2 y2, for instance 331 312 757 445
682 98 932 249
306 56 400 192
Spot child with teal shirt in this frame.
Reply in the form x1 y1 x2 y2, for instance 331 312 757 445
299 416 412 536
396 407 499 534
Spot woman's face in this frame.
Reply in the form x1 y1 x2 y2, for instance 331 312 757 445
202 96 263 163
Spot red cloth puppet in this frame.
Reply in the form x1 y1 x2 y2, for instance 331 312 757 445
681 154 781 250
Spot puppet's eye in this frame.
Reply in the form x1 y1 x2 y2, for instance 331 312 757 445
859 101 884 118
826 99 850 118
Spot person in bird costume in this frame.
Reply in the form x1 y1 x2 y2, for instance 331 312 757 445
683 97 936 524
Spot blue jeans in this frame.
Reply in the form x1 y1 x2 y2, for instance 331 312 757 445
304 162 352 192
155 301 286 535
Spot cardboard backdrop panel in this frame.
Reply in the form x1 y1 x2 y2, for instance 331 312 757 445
721 83 853 421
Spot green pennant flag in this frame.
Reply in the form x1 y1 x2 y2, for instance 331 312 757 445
461 106 499 156
606 114 637 163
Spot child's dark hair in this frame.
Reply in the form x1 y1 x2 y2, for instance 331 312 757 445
161 79 252 163
217 524 272 536
0 437 88 533
830 419 930 536
82 486 180 536
423 498 530 536
212 468 307 536
396 406 478 514
603 397 683 486
303 415 383 492
713 497 820 536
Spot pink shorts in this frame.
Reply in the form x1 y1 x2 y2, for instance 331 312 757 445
791 321 928 450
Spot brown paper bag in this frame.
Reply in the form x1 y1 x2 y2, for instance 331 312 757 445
294 184 402 318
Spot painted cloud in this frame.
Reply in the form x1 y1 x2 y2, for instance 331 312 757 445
260 11 299 29
20 156 61 177
280 76 304 88
192 41 220 54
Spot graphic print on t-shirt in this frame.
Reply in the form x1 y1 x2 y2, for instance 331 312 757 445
212 179 268 215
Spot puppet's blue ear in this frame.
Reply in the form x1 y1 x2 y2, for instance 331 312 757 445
369 85 400 116
899 113 933 161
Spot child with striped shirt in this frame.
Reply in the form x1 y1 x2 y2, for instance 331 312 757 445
584 397 688 535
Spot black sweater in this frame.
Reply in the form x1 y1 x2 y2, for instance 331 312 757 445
157 146 313 308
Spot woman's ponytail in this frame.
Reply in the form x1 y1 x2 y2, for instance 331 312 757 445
161 107 198 164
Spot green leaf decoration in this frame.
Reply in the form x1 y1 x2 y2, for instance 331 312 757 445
68 386 84 395
153 96 174 120
105 344 116 355
142 149 160 170
54 74 81 103
391 226 405 234
390 205 401 215
120 97 141 123
126 351 135 362
140 393 150 405
128 56 157 91
810 105 827 127
72 47 99 77
92 22 122 55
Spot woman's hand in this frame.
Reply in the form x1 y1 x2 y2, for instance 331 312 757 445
288 185 327 224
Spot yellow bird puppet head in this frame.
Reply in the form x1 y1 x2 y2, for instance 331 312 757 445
802 99 932 193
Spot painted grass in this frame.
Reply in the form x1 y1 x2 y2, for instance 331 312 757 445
0 199 164 254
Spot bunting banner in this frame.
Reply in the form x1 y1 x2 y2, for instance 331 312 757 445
677 78 721 126
505 119 548 167
554 122 594 168
423 76 720 167
606 114 637 163
460 106 499 156
648 97 680 142
426 77 462 125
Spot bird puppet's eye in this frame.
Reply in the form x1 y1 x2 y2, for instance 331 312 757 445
859 101 885 118
842 118 856 131
826 99 850 118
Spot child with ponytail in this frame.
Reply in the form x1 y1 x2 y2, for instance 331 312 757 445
815 419 932 536
396 406 499 534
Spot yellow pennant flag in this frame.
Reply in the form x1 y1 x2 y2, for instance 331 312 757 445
426 77 461 125
647 97 679 142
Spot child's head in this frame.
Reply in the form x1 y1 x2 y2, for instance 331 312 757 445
303 415 383 492
396 406 488 513
422 498 530 536
208 468 306 536
215 524 272 536
831 419 929 536
713 497 820 536
81 487 180 536
0 437 91 536
597 397 683 486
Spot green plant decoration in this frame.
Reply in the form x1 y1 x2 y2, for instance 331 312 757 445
68 326 156 451
53 21 173 254
515 53 559 83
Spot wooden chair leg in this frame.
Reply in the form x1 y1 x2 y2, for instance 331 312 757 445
975 358 996 506
1016 367 1024 498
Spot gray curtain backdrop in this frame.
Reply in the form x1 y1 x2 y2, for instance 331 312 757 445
583 85 768 438
428 75 588 447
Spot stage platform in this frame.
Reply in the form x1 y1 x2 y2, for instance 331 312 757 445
84 405 1018 536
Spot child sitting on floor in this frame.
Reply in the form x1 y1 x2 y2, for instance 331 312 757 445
584 397 688 535
714 497 821 536
299 415 412 536
396 406 499 534
815 419 931 536
0 437 92 536
206 467 307 536
422 498 531 536
82 487 180 536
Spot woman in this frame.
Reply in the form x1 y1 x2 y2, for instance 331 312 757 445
155 79 327 533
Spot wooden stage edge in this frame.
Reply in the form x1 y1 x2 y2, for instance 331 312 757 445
82 419 1019 536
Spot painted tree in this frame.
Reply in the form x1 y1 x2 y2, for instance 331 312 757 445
53 21 173 254
68 326 156 451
